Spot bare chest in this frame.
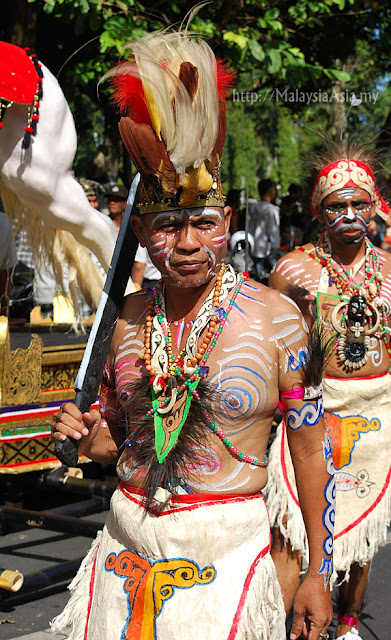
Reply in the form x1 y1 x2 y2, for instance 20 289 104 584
113 312 285 427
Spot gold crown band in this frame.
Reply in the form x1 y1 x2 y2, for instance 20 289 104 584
136 169 225 215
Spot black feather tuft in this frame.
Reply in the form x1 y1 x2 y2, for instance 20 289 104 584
119 377 212 510
286 284 310 303
22 131 31 149
304 324 327 388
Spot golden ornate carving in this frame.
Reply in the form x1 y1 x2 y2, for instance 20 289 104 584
0 315 10 405
41 362 80 391
2 333 43 405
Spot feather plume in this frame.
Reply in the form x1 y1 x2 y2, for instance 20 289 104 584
304 325 327 388
284 285 327 386
216 58 236 99
119 117 178 195
121 33 220 175
205 99 227 175
119 377 213 510
178 61 199 102
110 70 152 127
106 31 233 204
286 284 311 303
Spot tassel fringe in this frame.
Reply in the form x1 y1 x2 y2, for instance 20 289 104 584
265 422 391 589
235 554 285 639
265 426 309 559
0 177 103 314
50 532 102 639
332 483 391 587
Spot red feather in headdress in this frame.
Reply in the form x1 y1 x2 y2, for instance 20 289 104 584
216 59 236 100
111 65 153 128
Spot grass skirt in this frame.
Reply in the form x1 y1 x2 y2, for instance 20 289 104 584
51 484 285 639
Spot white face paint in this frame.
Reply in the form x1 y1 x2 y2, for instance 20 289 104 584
142 207 228 287
336 187 357 200
321 186 373 245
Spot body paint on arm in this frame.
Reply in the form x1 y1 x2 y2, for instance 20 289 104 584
285 399 324 430
318 433 335 588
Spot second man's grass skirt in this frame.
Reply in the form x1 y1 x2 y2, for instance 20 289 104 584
265 373 391 586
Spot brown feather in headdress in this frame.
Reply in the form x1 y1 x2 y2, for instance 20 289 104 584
119 117 178 195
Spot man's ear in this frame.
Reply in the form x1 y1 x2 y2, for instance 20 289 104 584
223 206 232 236
130 215 147 247
316 207 325 225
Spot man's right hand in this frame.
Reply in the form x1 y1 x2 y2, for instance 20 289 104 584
51 402 102 450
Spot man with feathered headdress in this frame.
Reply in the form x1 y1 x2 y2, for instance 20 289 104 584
267 143 391 640
51 30 332 640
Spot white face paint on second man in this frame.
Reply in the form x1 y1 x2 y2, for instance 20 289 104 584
320 186 373 245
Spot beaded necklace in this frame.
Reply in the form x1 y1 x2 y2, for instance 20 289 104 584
297 233 391 366
128 268 268 468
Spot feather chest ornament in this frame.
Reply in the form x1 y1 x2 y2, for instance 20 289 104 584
103 31 235 214
145 264 234 463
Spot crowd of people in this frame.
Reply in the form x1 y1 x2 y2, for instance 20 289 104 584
3 170 390 325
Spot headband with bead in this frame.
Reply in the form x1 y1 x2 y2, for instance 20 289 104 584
310 159 390 221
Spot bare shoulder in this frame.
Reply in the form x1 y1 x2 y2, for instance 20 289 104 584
107 290 147 364
120 289 148 323
238 278 303 322
272 244 314 273
269 244 316 291
377 247 391 273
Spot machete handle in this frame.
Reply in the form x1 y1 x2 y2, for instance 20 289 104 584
53 391 93 467
54 436 80 467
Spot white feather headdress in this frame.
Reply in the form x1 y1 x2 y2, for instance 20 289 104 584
103 30 234 212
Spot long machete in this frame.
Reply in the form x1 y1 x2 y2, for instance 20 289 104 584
54 173 141 466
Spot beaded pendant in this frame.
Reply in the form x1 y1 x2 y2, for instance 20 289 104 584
331 294 380 370
298 234 390 371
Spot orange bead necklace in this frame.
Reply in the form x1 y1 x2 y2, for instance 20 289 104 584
143 264 226 378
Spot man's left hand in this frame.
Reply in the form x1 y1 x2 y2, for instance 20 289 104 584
290 575 332 640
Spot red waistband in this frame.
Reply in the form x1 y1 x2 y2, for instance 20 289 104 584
120 482 265 504
325 372 388 382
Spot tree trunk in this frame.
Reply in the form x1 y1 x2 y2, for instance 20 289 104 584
2 0 38 49
376 91 391 149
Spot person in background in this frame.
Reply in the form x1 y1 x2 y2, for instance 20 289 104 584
131 244 161 289
78 178 102 210
105 184 128 230
226 188 241 235
249 178 281 281
280 183 305 250
267 146 391 640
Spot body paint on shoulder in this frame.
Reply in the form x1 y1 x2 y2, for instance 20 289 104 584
286 347 308 373
238 289 267 307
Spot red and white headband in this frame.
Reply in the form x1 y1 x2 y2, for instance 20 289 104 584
310 159 390 220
